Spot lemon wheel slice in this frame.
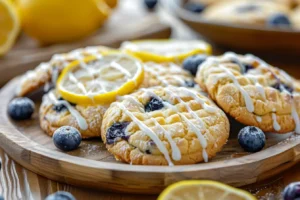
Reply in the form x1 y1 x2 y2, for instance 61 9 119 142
121 39 212 63
57 52 144 105
0 0 20 55
158 180 257 200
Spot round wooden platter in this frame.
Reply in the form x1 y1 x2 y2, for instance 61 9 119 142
167 0 300 56
0 79 300 194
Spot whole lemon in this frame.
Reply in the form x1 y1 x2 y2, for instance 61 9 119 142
16 0 111 44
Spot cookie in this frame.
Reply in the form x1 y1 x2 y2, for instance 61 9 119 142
16 46 112 97
291 7 300 28
101 86 229 165
40 90 108 138
196 52 300 134
202 0 291 27
140 62 197 88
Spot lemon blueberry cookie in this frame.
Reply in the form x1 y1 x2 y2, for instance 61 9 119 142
40 90 107 138
16 45 112 97
202 0 292 28
196 52 300 134
40 51 144 138
101 86 229 165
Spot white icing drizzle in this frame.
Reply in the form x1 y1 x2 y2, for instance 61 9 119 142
291 100 300 134
272 113 281 131
219 65 255 113
245 74 266 100
256 116 262 123
116 102 174 166
48 92 88 130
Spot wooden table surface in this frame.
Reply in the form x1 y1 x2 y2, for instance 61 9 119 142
1 2 300 200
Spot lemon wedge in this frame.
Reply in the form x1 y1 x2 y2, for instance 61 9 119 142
158 180 257 200
0 0 20 55
57 52 144 105
121 39 212 63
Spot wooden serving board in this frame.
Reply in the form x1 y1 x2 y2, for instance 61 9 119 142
0 0 172 87
0 79 300 194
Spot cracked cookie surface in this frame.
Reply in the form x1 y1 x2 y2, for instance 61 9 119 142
196 52 300 134
101 86 229 165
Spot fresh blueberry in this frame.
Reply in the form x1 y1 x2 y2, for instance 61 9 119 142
8 97 35 120
267 13 291 27
45 191 76 200
145 149 151 154
145 97 164 112
184 80 195 87
144 0 158 10
106 122 130 144
238 126 265 153
271 82 293 93
236 4 259 13
53 126 82 151
184 2 206 13
283 182 300 200
183 54 207 76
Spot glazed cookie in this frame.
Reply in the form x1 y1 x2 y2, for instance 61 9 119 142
16 46 112 97
196 52 300 134
101 86 229 165
202 0 291 27
140 62 197 88
40 90 108 138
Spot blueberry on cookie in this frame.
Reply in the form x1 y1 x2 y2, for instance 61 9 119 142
183 54 207 76
267 13 291 27
101 86 229 165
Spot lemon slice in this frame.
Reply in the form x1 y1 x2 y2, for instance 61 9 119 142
0 0 20 55
103 0 118 8
158 180 257 200
57 52 144 105
121 39 212 63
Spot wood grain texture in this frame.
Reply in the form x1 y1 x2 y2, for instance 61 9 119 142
0 79 299 194
0 0 172 87
168 0 300 56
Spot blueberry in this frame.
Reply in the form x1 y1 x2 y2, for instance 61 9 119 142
183 54 207 76
0 195 3 200
145 97 164 112
267 13 291 27
144 0 158 10
238 126 265 152
231 58 254 74
145 149 151 154
272 82 293 93
283 182 300 200
53 126 82 151
45 191 76 200
184 2 206 13
8 97 35 120
53 98 76 112
184 80 195 87
106 122 130 144
236 4 259 13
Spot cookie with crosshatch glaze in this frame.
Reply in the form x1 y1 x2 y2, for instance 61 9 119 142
196 52 300 134
101 86 229 165
40 90 108 138
16 46 112 97
140 62 198 89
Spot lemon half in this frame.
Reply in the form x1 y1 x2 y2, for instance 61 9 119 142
121 39 212 63
57 52 144 105
0 0 20 55
158 180 257 200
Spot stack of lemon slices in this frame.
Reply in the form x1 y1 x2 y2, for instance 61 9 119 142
56 40 212 105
